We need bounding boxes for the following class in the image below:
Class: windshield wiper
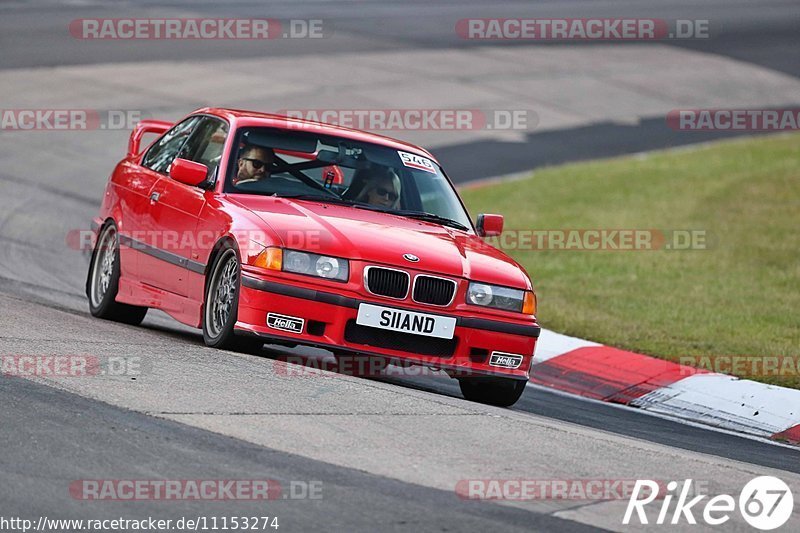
[276,194,385,211]
[393,211,470,231]
[276,196,470,230]
[276,194,353,204]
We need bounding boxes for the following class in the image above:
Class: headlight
[467,282,534,314]
[283,249,349,282]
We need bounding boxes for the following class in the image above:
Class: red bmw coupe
[87,108,540,406]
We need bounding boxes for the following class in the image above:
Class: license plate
[356,303,456,340]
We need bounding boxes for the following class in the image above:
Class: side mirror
[127,120,173,157]
[476,214,504,237]
[169,158,208,187]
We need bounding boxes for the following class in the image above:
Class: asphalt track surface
[2,0,798,76]
[1,1,800,531]
[2,0,799,181]
[1,376,597,532]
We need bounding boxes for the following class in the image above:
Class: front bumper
[236,273,540,380]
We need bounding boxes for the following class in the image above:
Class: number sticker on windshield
[398,151,437,174]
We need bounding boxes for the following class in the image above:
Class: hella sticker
[489,352,523,369]
[267,313,304,334]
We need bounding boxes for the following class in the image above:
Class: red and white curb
[531,329,800,445]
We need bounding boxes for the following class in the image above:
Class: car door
[139,116,229,298]
[129,116,200,292]
[121,116,198,281]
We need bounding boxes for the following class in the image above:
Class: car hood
[229,195,531,289]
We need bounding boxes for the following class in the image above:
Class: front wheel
[458,377,527,407]
[202,246,263,353]
[86,223,148,325]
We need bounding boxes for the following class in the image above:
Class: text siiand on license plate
[356,303,456,339]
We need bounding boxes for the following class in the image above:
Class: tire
[458,376,527,407]
[202,245,263,353]
[86,222,148,325]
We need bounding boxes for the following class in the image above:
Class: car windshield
[225,127,474,232]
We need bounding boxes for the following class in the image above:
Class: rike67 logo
[624,476,794,530]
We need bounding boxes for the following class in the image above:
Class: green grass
[460,133,800,388]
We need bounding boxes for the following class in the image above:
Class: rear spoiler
[127,120,173,157]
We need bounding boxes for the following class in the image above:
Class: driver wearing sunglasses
[233,144,275,186]
[355,167,402,209]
